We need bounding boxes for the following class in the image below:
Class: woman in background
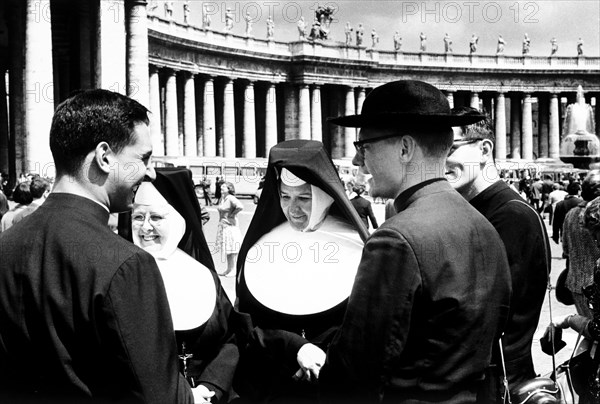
[216,182,244,277]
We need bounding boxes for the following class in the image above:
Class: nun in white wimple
[235,140,369,403]
[127,170,242,404]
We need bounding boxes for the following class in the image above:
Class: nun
[119,168,243,404]
[235,140,369,403]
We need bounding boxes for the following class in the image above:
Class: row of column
[149,67,370,158]
[446,90,598,160]
[149,68,597,161]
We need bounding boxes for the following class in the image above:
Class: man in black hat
[319,80,511,403]
[446,107,550,398]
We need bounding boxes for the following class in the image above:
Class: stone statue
[443,33,452,53]
[202,4,211,29]
[183,1,190,24]
[550,37,558,55]
[577,37,584,56]
[297,17,306,40]
[308,5,335,40]
[522,33,531,55]
[356,23,364,47]
[344,22,353,46]
[496,35,506,54]
[147,0,159,16]
[309,18,321,41]
[164,1,173,19]
[419,32,427,52]
[244,12,253,36]
[469,33,478,54]
[266,15,274,40]
[371,29,379,48]
[393,31,402,51]
[224,8,234,32]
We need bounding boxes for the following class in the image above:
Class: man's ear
[398,136,416,163]
[94,142,114,175]
[481,139,495,163]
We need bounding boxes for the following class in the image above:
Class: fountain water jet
[559,85,598,169]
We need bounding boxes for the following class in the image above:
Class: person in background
[446,107,550,398]
[236,139,368,403]
[0,188,8,221]
[216,182,243,277]
[552,181,582,244]
[12,175,50,225]
[553,195,600,404]
[0,89,197,403]
[201,176,213,206]
[349,184,378,230]
[0,182,32,232]
[562,170,600,319]
[547,182,568,225]
[320,80,511,403]
[214,176,225,204]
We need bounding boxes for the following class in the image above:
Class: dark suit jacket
[321,179,511,403]
[350,195,379,229]
[0,193,193,403]
[552,195,583,243]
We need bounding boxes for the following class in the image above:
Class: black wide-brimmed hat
[329,80,485,128]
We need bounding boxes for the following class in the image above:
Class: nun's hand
[293,343,326,382]
[192,385,215,403]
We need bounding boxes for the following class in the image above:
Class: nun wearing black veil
[235,140,369,403]
[118,168,242,404]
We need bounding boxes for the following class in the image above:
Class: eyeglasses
[353,133,401,154]
[448,138,484,157]
[132,212,168,226]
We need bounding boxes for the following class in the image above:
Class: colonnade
[149,66,599,161]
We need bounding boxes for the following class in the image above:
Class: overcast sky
[170,0,600,57]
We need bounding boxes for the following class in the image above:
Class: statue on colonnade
[443,33,452,53]
[550,37,558,55]
[419,32,427,51]
[224,8,234,32]
[469,33,478,54]
[344,22,353,46]
[522,33,531,55]
[356,23,364,46]
[308,4,336,40]
[297,17,306,40]
[244,12,253,36]
[202,4,211,28]
[266,16,275,40]
[371,29,379,48]
[183,1,190,24]
[164,1,173,19]
[496,35,505,54]
[393,31,402,51]
[577,38,584,56]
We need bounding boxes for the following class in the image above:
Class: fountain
[559,85,599,169]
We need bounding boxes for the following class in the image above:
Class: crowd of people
[1,82,599,404]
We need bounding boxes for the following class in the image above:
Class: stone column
[202,77,216,157]
[164,69,179,156]
[311,85,322,142]
[183,72,197,157]
[344,86,356,157]
[445,91,454,109]
[470,92,480,110]
[494,93,507,160]
[538,94,549,158]
[549,94,560,159]
[595,94,600,139]
[223,79,236,157]
[243,81,256,158]
[283,84,298,141]
[298,84,311,140]
[0,66,9,173]
[96,0,126,92]
[264,83,278,155]
[521,94,533,160]
[148,65,163,155]
[357,88,366,113]
[510,93,522,158]
[25,0,54,174]
[126,0,150,107]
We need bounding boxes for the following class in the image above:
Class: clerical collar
[394,178,446,213]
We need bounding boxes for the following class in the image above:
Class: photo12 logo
[400,1,540,24]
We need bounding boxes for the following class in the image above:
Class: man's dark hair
[452,107,495,143]
[30,177,50,199]
[566,182,581,196]
[581,170,600,202]
[49,89,150,176]
[12,182,33,205]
